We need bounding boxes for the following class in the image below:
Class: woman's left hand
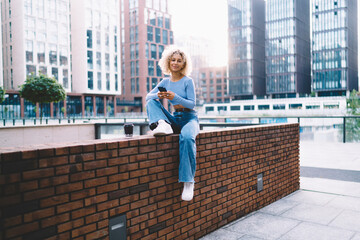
[163,91,175,100]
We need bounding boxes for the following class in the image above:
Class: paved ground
[200,141,360,240]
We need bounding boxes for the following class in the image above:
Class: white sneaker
[181,182,194,201]
[152,120,173,136]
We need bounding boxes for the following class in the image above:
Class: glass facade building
[227,0,266,99]
[120,0,173,111]
[312,0,358,96]
[265,0,311,97]
[1,0,71,92]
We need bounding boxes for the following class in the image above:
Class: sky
[168,0,360,82]
[168,0,228,66]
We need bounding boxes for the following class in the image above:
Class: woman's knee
[146,99,160,109]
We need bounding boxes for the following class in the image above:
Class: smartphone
[158,86,167,92]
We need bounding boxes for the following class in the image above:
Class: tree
[344,90,360,142]
[0,86,5,103]
[19,73,66,119]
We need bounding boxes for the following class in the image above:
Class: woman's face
[169,53,185,73]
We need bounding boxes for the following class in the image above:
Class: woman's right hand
[158,91,167,99]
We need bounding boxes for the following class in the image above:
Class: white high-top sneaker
[181,182,194,201]
[152,120,173,136]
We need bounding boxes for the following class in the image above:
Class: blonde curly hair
[158,45,192,76]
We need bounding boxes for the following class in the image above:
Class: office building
[265,0,311,98]
[175,34,211,105]
[70,0,121,117]
[1,0,71,92]
[312,0,358,96]
[0,0,122,118]
[120,0,173,112]
[199,66,229,104]
[227,0,266,99]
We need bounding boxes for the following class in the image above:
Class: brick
[97,183,118,194]
[1,151,21,162]
[97,199,119,212]
[2,159,38,174]
[108,156,129,166]
[5,222,39,238]
[82,144,95,152]
[41,213,70,228]
[39,156,68,168]
[84,176,107,188]
[24,187,55,201]
[56,163,82,175]
[58,218,84,233]
[38,148,54,158]
[2,215,22,228]
[71,205,96,219]
[71,188,96,201]
[84,160,107,170]
[130,169,148,178]
[22,168,54,180]
[56,182,83,194]
[96,150,117,160]
[86,228,108,240]
[55,147,69,156]
[85,211,108,224]
[96,166,118,177]
[57,200,83,214]
[39,175,68,188]
[40,194,69,208]
[21,150,38,160]
[119,147,138,156]
[84,193,108,206]
[71,171,96,182]
[24,207,55,222]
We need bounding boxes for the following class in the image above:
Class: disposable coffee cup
[124,123,134,137]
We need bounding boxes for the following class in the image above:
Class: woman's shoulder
[159,77,170,84]
[182,76,193,82]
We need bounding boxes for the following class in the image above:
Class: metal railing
[1,115,360,143]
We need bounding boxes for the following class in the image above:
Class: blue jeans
[146,99,200,183]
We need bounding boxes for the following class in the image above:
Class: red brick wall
[0,123,299,240]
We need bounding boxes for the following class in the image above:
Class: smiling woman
[168,0,228,67]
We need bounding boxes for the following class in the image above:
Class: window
[205,106,214,112]
[87,30,92,48]
[147,26,153,41]
[96,52,101,70]
[60,47,68,66]
[151,44,156,59]
[273,104,285,110]
[26,65,36,76]
[115,74,118,91]
[217,106,227,111]
[258,105,270,110]
[148,60,154,76]
[289,103,302,109]
[39,66,47,75]
[49,44,57,65]
[106,73,110,90]
[105,53,110,71]
[155,28,161,43]
[25,40,33,63]
[87,51,93,69]
[230,106,241,111]
[88,71,93,90]
[162,29,168,44]
[52,67,58,80]
[244,105,255,110]
[97,72,102,90]
[306,105,320,109]
[145,43,149,59]
[63,69,68,88]
[158,45,164,58]
[156,61,162,76]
